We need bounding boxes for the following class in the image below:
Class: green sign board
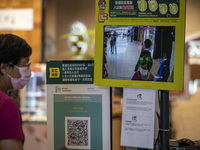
[46,61,94,84]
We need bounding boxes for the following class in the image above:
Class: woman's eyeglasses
[9,62,31,69]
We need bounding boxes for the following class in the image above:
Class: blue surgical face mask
[102,6,105,10]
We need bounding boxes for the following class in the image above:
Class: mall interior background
[1,0,200,150]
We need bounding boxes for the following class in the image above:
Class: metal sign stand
[160,90,170,150]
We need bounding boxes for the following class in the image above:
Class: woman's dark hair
[0,34,32,66]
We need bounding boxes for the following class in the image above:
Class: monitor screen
[102,25,175,82]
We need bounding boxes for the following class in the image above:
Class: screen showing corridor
[102,25,175,83]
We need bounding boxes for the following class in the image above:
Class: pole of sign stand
[160,90,170,150]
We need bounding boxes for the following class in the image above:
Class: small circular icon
[169,3,178,15]
[166,14,171,17]
[149,0,158,12]
[138,0,147,12]
[159,3,168,15]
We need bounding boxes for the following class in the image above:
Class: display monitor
[94,24,184,91]
[103,25,175,80]
[94,0,186,91]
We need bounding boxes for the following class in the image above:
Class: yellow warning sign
[159,3,168,15]
[149,0,158,12]
[49,68,60,78]
[138,0,147,12]
[170,3,178,15]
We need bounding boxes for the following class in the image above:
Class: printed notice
[121,88,156,149]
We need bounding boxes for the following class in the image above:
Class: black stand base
[160,90,170,150]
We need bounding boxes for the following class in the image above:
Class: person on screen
[113,34,117,53]
[132,55,154,81]
[103,47,108,78]
[156,52,171,82]
[135,39,152,72]
[110,35,114,54]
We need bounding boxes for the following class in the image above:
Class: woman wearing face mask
[0,34,32,150]
[131,55,154,81]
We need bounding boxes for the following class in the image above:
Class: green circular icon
[170,3,178,15]
[138,0,147,12]
[149,0,158,12]
[159,3,168,15]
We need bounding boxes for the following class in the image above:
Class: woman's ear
[0,63,7,75]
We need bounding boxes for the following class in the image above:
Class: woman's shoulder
[0,91,17,109]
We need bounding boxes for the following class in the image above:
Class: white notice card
[121,88,156,149]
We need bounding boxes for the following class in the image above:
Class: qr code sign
[65,117,91,149]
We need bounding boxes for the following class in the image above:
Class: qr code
[65,117,91,149]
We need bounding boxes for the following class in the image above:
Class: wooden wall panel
[0,0,42,63]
